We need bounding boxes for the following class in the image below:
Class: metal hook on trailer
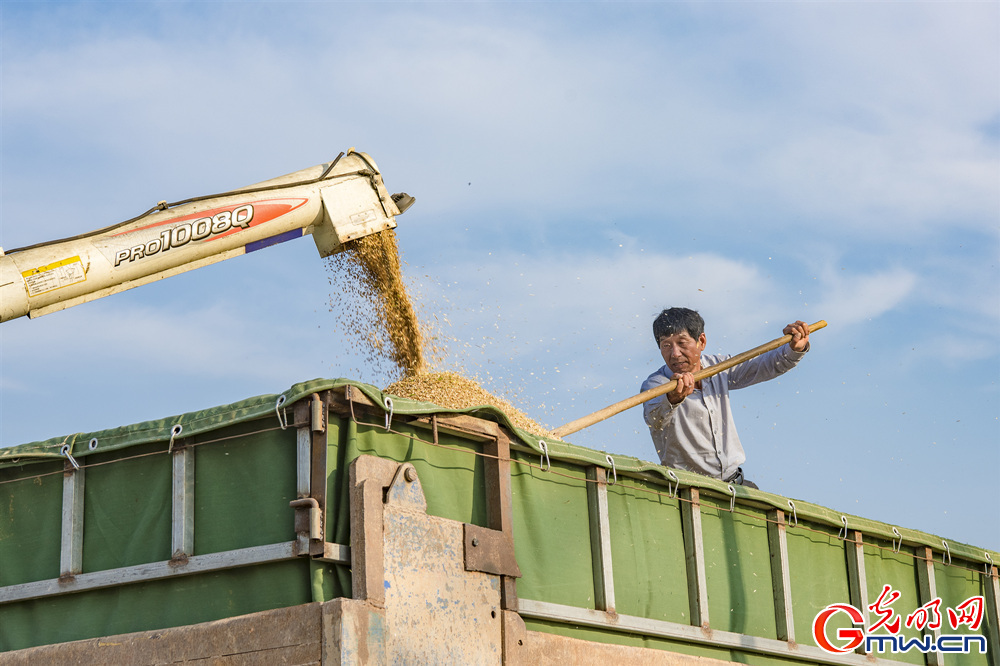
[605,455,617,486]
[837,515,848,541]
[892,527,902,554]
[986,553,995,577]
[383,396,394,431]
[786,500,798,528]
[275,395,288,430]
[667,470,679,499]
[941,540,951,566]
[727,484,736,512]
[168,424,183,454]
[539,441,550,473]
[60,442,80,470]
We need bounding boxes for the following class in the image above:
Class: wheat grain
[385,371,553,437]
[328,230,551,437]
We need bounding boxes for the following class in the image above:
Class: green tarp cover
[1,378,996,657]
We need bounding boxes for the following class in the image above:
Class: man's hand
[784,320,810,352]
[668,372,697,404]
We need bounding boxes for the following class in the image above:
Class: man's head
[653,307,707,374]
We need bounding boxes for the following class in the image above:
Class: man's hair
[652,307,704,343]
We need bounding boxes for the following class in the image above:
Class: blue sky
[1,2,997,552]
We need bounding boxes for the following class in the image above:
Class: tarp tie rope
[383,397,394,431]
[605,455,617,486]
[892,527,903,554]
[168,424,183,454]
[539,441,550,472]
[942,540,951,566]
[275,395,288,430]
[787,500,798,528]
[838,515,849,540]
[728,484,736,512]
[667,470,679,499]
[346,387,357,423]
[59,441,80,470]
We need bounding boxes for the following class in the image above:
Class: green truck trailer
[1,378,996,664]
[1,151,995,663]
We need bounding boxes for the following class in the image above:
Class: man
[642,307,810,489]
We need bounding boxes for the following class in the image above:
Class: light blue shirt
[642,345,807,480]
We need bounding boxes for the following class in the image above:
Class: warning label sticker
[22,256,86,297]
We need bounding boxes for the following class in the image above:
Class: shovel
[551,320,827,438]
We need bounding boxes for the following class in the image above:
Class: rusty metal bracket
[335,384,379,414]
[464,523,520,578]
[293,393,329,557]
[289,498,322,541]
[349,455,398,608]
[396,411,523,607]
[336,391,524,609]
[464,430,521,610]
[384,463,427,512]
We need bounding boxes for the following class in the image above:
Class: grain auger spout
[0,149,414,322]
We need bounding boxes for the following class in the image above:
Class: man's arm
[726,321,810,390]
[642,371,681,430]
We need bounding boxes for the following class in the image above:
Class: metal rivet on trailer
[275,395,287,430]
[383,397,394,431]
[60,442,80,470]
[168,424,183,454]
[727,484,736,512]
[404,467,417,483]
[472,537,479,547]
[787,500,798,528]
[837,515,848,540]
[605,455,617,486]
[89,438,98,451]
[941,540,951,566]
[892,527,903,554]
[539,441,550,473]
[667,470,679,499]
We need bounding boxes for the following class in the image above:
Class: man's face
[658,330,707,374]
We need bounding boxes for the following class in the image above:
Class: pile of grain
[385,371,553,438]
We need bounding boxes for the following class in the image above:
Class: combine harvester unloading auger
[0,149,414,322]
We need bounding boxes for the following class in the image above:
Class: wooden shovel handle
[551,320,827,439]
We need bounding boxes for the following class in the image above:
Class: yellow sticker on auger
[22,256,86,297]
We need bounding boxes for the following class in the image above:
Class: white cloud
[3,3,996,248]
[812,266,917,329]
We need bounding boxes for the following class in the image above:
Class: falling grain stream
[329,230,551,437]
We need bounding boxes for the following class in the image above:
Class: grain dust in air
[326,230,552,437]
